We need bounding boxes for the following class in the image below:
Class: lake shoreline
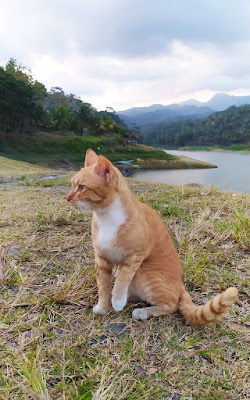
[115,155,217,177]
[134,149,250,193]
[159,145,250,153]
[133,155,217,169]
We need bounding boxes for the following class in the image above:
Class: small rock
[107,322,130,335]
[55,328,64,336]
[8,287,19,296]
[185,183,202,188]
[89,338,98,345]
[40,174,65,180]
[164,394,181,400]
[23,330,32,339]
[8,246,21,256]
[89,335,107,346]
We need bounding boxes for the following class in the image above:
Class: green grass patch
[0,132,174,170]
[0,161,249,399]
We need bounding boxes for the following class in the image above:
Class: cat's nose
[66,192,73,202]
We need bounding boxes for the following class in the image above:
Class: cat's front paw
[93,303,109,315]
[112,295,127,311]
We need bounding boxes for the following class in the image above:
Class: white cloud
[1,1,250,110]
[25,40,250,110]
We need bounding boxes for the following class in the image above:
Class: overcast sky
[1,0,250,110]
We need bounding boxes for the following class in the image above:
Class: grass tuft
[0,160,249,399]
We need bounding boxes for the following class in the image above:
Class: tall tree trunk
[16,118,23,134]
[26,118,30,132]
[3,114,7,133]
[23,117,30,132]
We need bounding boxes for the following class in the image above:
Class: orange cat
[66,149,238,325]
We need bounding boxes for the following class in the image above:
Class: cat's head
[66,149,120,211]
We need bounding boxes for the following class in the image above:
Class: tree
[1,58,47,133]
[0,58,132,138]
[47,106,71,131]
[99,118,115,134]
[73,103,98,135]
[105,106,115,113]
[0,67,25,132]
[44,87,83,113]
[5,58,33,85]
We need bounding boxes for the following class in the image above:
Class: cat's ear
[85,149,98,167]
[94,155,117,184]
[94,155,111,177]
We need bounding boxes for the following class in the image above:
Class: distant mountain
[117,93,250,130]
[143,105,250,147]
[182,93,250,111]
[119,104,166,116]
[180,99,204,107]
[118,104,214,129]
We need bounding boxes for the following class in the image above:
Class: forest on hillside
[143,105,250,146]
[0,59,130,138]
[2,58,250,148]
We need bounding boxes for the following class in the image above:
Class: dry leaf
[134,366,145,375]
[147,367,158,375]
[227,322,249,333]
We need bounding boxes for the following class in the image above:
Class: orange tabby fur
[66,149,238,325]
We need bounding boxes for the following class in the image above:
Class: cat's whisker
[76,204,91,212]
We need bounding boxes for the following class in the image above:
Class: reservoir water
[133,150,250,193]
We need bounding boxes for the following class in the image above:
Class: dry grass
[0,156,53,179]
[0,162,249,399]
[135,156,216,169]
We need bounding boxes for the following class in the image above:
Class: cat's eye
[78,184,85,191]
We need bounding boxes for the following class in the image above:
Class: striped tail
[179,287,238,326]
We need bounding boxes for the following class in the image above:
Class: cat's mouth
[71,201,92,212]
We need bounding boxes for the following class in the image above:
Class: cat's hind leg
[132,305,175,320]
[129,259,181,320]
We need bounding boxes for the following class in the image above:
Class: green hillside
[143,105,250,147]
[0,132,177,170]
[0,59,132,139]
[0,58,216,170]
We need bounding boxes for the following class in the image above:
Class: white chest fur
[93,196,127,263]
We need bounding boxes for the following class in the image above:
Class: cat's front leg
[93,254,112,315]
[112,254,144,312]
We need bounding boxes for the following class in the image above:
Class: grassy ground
[0,156,53,179]
[0,133,216,170]
[0,133,174,168]
[0,159,249,399]
[136,156,217,169]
